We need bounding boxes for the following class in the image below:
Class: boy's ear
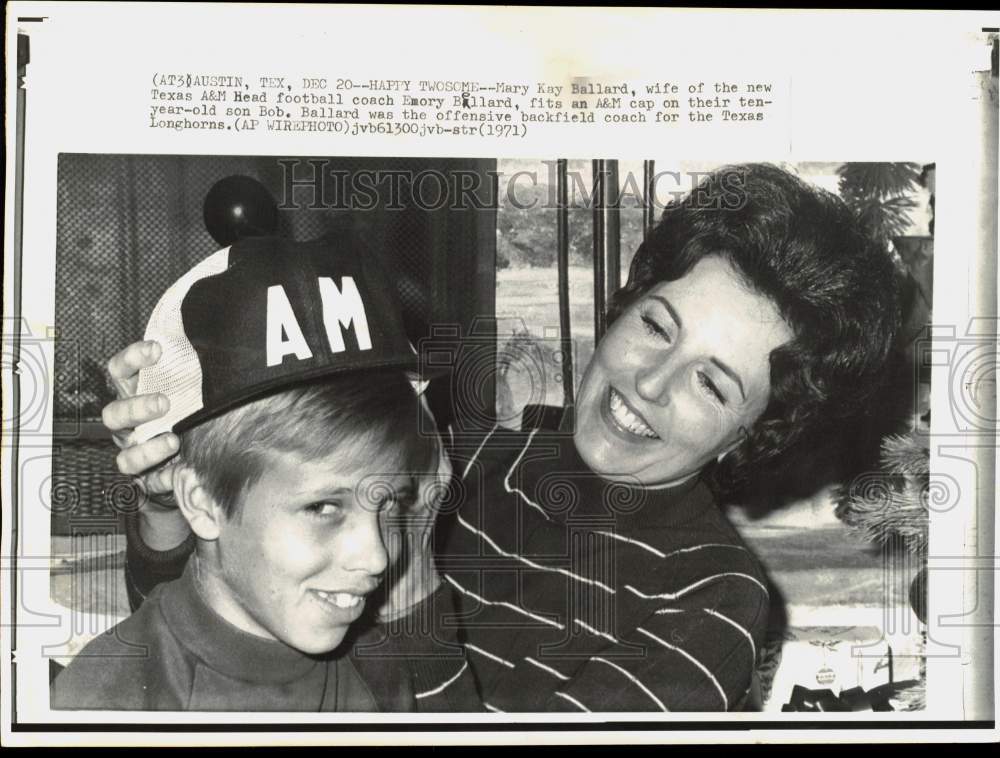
[173,467,225,541]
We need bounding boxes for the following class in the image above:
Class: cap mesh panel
[134,247,230,442]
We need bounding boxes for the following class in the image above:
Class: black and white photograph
[3,3,996,747]
[45,154,935,716]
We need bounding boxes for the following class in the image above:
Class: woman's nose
[635,359,677,406]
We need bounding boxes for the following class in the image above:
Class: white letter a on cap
[266,285,314,366]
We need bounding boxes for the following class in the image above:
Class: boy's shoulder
[51,581,191,711]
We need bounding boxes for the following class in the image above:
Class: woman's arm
[484,574,768,712]
[105,339,188,549]
[545,580,767,712]
[122,507,194,611]
[104,340,193,609]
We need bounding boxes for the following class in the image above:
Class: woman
[102,164,900,711]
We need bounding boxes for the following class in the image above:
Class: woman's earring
[717,427,748,464]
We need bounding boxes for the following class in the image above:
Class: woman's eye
[641,314,672,343]
[696,372,726,406]
[305,501,342,518]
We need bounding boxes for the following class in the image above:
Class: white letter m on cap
[318,276,372,353]
[265,277,372,367]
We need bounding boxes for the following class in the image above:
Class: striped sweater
[437,417,769,712]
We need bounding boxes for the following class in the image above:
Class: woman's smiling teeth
[608,388,659,439]
[313,590,363,609]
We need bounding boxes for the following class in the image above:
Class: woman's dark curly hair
[607,164,901,496]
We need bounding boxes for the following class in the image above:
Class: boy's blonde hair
[180,370,437,518]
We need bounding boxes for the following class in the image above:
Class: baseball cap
[134,234,428,442]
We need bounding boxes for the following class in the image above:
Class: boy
[52,235,474,711]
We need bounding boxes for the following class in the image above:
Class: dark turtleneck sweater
[52,559,381,711]
[52,558,474,711]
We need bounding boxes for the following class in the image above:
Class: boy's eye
[696,371,727,406]
[305,501,342,517]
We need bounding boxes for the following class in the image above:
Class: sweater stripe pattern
[436,420,769,712]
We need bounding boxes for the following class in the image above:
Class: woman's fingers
[140,463,179,500]
[106,340,162,396]
[115,434,180,477]
[102,394,170,435]
[105,341,177,504]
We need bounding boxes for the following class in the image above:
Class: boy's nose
[343,513,389,578]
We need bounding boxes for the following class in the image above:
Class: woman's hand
[104,340,179,493]
[104,340,189,550]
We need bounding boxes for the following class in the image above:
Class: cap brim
[174,357,448,435]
